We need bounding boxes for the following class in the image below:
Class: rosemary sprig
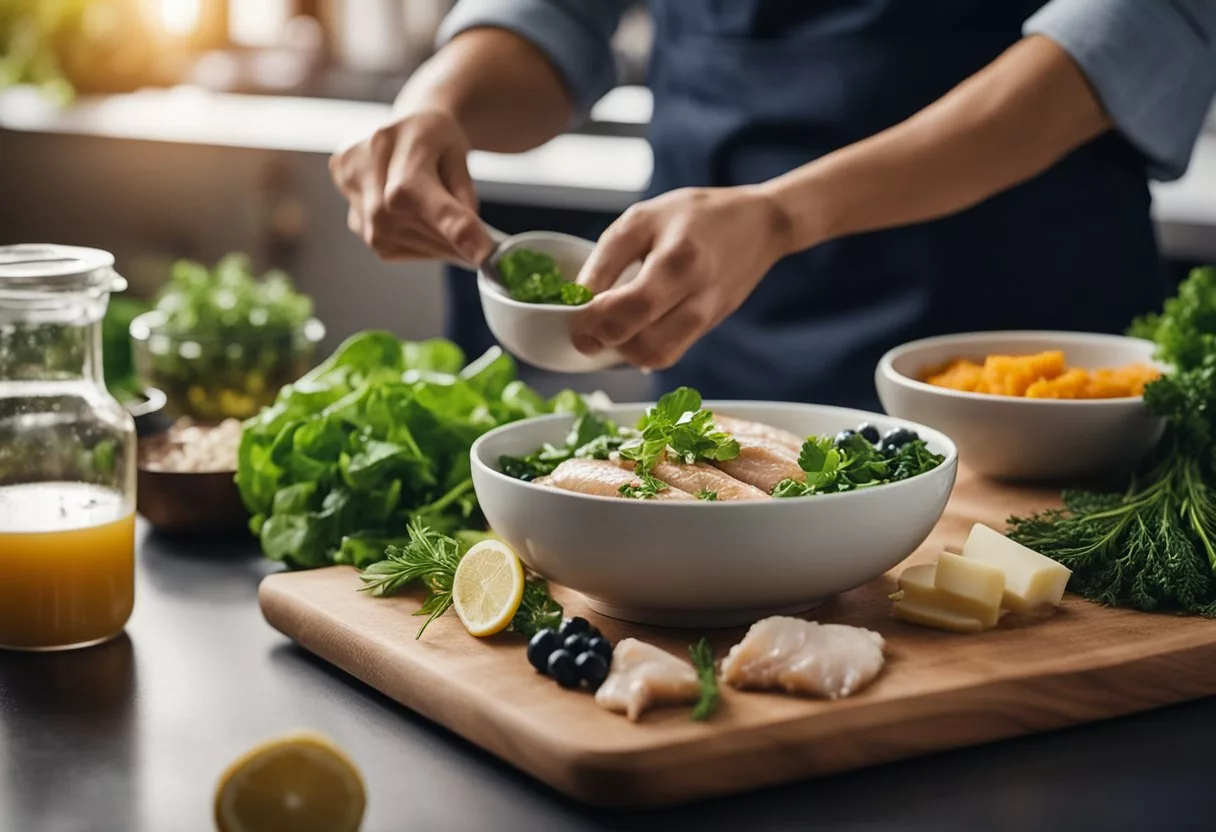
[689,638,720,721]
[358,518,563,638]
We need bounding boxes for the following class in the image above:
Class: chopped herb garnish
[619,471,668,500]
[773,434,944,498]
[497,248,593,306]
[695,489,718,501]
[689,638,719,721]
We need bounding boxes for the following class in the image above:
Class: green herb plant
[358,518,563,638]
[689,638,720,721]
[497,249,593,306]
[1008,266,1216,615]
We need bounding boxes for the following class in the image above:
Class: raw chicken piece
[711,436,805,493]
[541,458,694,500]
[712,414,805,454]
[720,617,886,700]
[595,638,702,721]
[607,456,768,501]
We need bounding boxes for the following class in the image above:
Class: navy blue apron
[451,0,1167,408]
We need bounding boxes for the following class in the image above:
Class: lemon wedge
[452,539,526,637]
[214,730,366,832]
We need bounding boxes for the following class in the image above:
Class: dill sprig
[689,638,720,721]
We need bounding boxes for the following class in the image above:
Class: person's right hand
[329,109,495,266]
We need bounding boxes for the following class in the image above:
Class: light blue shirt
[438,0,1216,181]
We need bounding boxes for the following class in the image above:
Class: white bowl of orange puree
[876,331,1167,481]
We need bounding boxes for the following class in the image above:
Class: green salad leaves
[1008,265,1216,615]
[236,330,581,569]
[497,248,593,306]
[772,433,944,498]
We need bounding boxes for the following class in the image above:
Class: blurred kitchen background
[1,0,1214,402]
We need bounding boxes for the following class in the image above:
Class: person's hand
[570,186,791,370]
[329,109,494,266]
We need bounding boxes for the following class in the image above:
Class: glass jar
[0,245,137,651]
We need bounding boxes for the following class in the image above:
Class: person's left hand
[570,185,792,370]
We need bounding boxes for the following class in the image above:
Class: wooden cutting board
[258,467,1216,808]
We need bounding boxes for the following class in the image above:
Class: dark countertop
[2,522,1214,832]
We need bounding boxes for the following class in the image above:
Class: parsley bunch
[618,387,741,474]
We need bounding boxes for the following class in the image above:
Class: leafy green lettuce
[236,331,582,569]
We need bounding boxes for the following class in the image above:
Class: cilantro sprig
[618,387,740,475]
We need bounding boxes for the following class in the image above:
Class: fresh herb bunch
[237,330,585,569]
[498,411,627,481]
[689,638,720,721]
[1008,265,1216,615]
[618,387,741,474]
[772,434,944,498]
[497,249,594,306]
[358,519,563,638]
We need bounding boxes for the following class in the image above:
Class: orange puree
[924,350,1160,399]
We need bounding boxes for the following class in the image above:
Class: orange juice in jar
[0,483,135,649]
[0,245,138,650]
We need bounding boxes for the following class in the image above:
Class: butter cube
[933,552,1005,627]
[962,523,1072,614]
[894,562,1002,629]
[891,597,987,634]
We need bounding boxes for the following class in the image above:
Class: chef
[331,0,1216,407]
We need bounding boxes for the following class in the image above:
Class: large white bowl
[478,231,640,373]
[876,331,1166,481]
[471,402,957,628]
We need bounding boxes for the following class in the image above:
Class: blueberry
[880,427,919,452]
[586,625,603,642]
[563,633,590,654]
[558,617,591,639]
[547,649,579,688]
[857,423,881,444]
[587,636,613,662]
[526,629,560,674]
[575,652,609,690]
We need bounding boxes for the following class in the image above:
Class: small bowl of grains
[137,418,250,534]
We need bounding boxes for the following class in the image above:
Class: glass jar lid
[0,244,125,295]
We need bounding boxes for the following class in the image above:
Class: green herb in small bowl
[496,248,593,306]
[130,254,324,422]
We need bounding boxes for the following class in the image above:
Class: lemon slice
[214,731,366,832]
[452,539,526,637]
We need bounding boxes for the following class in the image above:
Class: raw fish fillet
[711,436,805,493]
[540,458,693,500]
[608,456,768,501]
[712,414,805,454]
[720,617,886,700]
[595,638,701,721]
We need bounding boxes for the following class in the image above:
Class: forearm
[764,35,1112,253]
[395,28,572,153]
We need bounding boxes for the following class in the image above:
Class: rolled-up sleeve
[1025,0,1216,181]
[437,0,633,114]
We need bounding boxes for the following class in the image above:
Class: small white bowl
[471,401,957,628]
[477,231,640,373]
[876,331,1166,482]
